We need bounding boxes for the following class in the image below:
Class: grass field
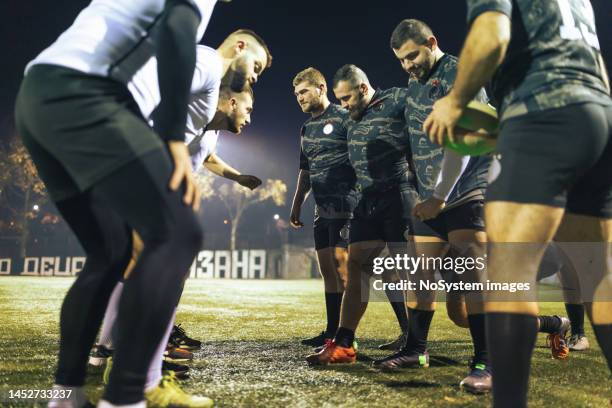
[0,277,609,408]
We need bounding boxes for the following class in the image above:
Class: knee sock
[486,313,538,408]
[403,308,434,354]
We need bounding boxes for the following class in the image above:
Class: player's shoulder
[328,104,350,118]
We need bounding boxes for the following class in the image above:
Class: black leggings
[54,148,203,404]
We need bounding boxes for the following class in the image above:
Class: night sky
[2,1,611,247]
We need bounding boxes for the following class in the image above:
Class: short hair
[227,29,273,68]
[390,19,434,49]
[219,84,254,103]
[332,64,370,89]
[292,67,326,88]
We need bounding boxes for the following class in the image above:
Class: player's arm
[597,53,610,94]
[290,169,311,228]
[155,0,202,209]
[448,11,510,108]
[203,153,262,190]
[412,151,470,221]
[424,9,511,145]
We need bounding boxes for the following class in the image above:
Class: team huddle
[13,0,611,407]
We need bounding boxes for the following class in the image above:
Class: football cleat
[545,316,570,360]
[145,371,213,408]
[162,360,190,379]
[306,340,356,365]
[378,332,408,351]
[164,345,193,363]
[459,362,492,394]
[301,331,332,348]
[568,334,589,351]
[170,324,202,351]
[373,349,429,370]
[88,344,113,367]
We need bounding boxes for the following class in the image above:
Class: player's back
[486,0,610,119]
[28,0,216,84]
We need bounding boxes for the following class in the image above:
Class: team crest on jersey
[429,83,443,100]
[323,123,334,135]
[375,103,384,112]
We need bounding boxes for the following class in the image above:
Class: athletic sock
[403,308,434,354]
[592,323,612,372]
[486,313,537,408]
[97,400,146,408]
[48,385,87,408]
[391,301,409,333]
[145,308,177,391]
[324,292,343,335]
[98,281,124,349]
[467,313,488,367]
[334,327,355,348]
[537,315,562,334]
[564,303,585,336]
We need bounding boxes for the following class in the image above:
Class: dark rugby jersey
[300,104,358,218]
[346,88,416,194]
[405,54,490,208]
[466,0,611,121]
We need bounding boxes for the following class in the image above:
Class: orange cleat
[546,316,570,360]
[306,340,356,365]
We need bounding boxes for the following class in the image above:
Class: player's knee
[447,306,469,328]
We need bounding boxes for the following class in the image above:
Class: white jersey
[26,0,220,117]
[187,130,219,171]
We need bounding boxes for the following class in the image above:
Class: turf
[0,277,609,407]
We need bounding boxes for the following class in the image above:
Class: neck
[363,87,375,106]
[433,48,445,64]
[217,46,235,79]
[207,110,227,131]
[310,98,330,118]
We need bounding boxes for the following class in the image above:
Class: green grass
[0,277,609,407]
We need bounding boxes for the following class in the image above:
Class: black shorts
[313,217,349,250]
[15,65,162,202]
[487,103,612,218]
[412,199,485,240]
[349,187,419,244]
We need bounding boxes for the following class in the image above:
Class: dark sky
[1,0,611,245]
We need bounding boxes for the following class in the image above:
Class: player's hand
[289,205,304,228]
[167,141,201,212]
[412,197,445,221]
[237,174,262,190]
[423,94,464,145]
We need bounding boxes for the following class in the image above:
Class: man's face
[393,38,436,81]
[227,92,253,134]
[293,82,324,113]
[224,44,268,92]
[334,80,368,120]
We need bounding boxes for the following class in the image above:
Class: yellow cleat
[145,371,214,408]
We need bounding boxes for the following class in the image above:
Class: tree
[200,175,287,252]
[0,137,49,256]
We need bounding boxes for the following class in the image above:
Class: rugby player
[290,67,355,347]
[306,65,419,365]
[372,19,493,394]
[424,1,611,407]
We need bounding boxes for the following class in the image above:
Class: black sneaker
[162,360,190,379]
[373,349,429,370]
[378,332,408,350]
[170,324,201,351]
[301,331,332,347]
[88,344,113,367]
